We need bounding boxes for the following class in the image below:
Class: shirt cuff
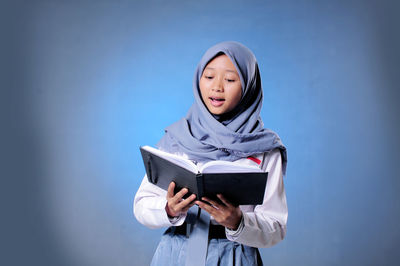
[225,214,245,237]
[168,213,186,225]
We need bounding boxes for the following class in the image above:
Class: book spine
[147,154,158,184]
[195,173,204,199]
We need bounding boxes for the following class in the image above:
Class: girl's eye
[205,76,213,79]
[226,79,236,82]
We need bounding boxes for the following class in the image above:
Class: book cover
[140,146,268,205]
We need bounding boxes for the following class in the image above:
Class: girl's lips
[209,97,225,107]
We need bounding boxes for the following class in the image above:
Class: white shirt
[133,148,288,248]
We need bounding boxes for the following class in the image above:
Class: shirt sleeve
[133,175,187,229]
[225,148,288,248]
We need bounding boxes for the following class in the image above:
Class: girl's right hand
[166,181,197,218]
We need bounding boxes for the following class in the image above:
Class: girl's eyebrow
[204,67,238,73]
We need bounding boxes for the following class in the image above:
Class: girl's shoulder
[231,148,279,169]
[239,148,282,171]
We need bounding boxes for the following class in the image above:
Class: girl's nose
[211,77,223,92]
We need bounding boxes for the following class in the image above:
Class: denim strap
[185,205,210,266]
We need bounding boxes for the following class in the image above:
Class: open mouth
[210,97,225,102]
[209,97,225,107]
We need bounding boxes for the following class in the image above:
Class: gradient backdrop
[2,1,400,265]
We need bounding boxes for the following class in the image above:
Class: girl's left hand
[195,194,242,230]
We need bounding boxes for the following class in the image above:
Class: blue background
[2,0,400,265]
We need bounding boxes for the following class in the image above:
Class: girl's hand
[166,182,197,218]
[196,194,242,230]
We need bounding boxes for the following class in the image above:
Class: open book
[140,146,268,205]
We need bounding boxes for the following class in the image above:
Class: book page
[141,146,198,173]
[200,160,262,173]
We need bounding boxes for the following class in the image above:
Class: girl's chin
[208,107,226,115]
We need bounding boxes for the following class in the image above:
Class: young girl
[134,41,287,266]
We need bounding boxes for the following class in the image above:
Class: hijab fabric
[157,41,287,174]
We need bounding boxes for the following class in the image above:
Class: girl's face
[199,54,242,115]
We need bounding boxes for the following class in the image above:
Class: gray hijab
[157,41,287,174]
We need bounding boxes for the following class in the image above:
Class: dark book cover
[140,146,268,205]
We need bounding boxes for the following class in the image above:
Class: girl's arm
[225,148,288,248]
[133,175,188,229]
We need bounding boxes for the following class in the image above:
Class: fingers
[196,196,242,229]
[168,184,189,204]
[166,182,196,216]
[176,194,196,210]
[174,187,189,201]
[201,197,223,210]
[216,194,233,208]
[181,197,197,212]
[167,182,175,199]
[196,200,217,216]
